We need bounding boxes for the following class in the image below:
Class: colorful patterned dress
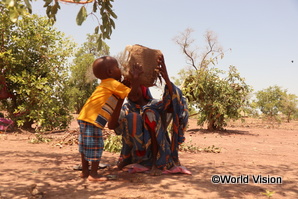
[115,83,188,170]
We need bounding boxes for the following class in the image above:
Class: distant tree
[1,0,116,49]
[174,29,251,130]
[254,86,285,120]
[280,93,298,122]
[244,99,260,118]
[66,34,109,113]
[0,9,75,130]
[294,110,298,121]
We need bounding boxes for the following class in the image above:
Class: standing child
[77,56,142,181]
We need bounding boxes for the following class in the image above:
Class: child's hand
[129,62,143,80]
[121,78,131,87]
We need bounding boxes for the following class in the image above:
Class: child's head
[93,56,121,81]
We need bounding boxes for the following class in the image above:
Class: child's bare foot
[88,174,108,181]
[79,172,89,178]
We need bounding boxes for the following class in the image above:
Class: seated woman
[114,56,189,175]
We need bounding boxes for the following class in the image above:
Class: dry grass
[227,117,298,130]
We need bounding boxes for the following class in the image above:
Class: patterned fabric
[78,78,131,128]
[78,120,104,162]
[0,118,14,131]
[159,83,189,164]
[115,83,188,170]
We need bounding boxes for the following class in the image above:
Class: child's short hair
[93,56,117,80]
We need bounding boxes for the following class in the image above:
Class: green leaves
[1,13,75,131]
[255,86,298,122]
[4,0,28,23]
[24,0,32,13]
[75,1,117,49]
[96,0,117,50]
[4,0,117,51]
[9,7,19,22]
[182,67,252,130]
[104,134,122,153]
[97,34,103,50]
[2,0,33,23]
[43,0,53,7]
[76,6,87,26]
[5,0,15,7]
[44,1,60,24]
[94,26,99,34]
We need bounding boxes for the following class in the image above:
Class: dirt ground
[0,117,297,199]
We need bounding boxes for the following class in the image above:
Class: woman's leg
[143,109,174,174]
[118,112,145,169]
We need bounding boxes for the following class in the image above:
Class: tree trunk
[22,120,34,130]
[207,120,216,131]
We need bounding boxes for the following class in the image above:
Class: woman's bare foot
[117,160,130,170]
[88,174,108,181]
[149,165,162,176]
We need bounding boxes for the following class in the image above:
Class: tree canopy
[1,0,116,49]
[1,7,75,130]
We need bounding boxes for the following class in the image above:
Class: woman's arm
[157,55,173,96]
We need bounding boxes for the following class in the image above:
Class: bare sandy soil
[0,118,297,199]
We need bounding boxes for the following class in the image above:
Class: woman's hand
[157,55,170,84]
[157,55,173,95]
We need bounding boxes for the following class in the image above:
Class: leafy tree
[254,86,298,122]
[67,33,109,113]
[280,93,298,122]
[1,0,117,49]
[254,86,286,120]
[174,29,251,130]
[0,9,75,131]
[183,67,251,130]
[294,110,298,120]
[243,99,260,118]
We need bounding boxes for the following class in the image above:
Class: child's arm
[108,98,124,130]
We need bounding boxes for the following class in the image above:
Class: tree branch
[182,37,198,70]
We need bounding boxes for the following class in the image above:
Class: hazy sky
[32,0,298,98]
